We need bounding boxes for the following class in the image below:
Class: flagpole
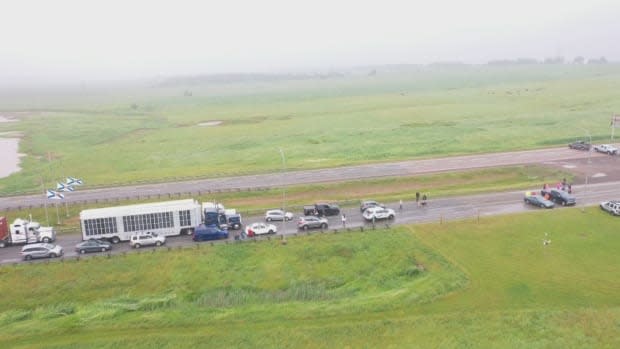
[41,177,49,225]
[55,203,60,225]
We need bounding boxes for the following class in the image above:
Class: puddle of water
[0,138,23,178]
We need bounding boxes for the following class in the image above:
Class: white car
[245,222,278,237]
[129,232,166,248]
[594,144,618,155]
[362,206,396,221]
[265,209,294,222]
[600,201,620,216]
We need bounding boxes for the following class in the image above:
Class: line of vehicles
[8,187,617,261]
[568,140,619,155]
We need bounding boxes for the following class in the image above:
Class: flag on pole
[56,182,75,192]
[66,177,83,186]
[46,190,65,200]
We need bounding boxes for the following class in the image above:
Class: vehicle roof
[80,199,199,219]
[22,243,55,250]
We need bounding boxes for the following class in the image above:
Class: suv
[600,201,620,216]
[265,209,294,221]
[129,232,166,248]
[362,206,396,221]
[192,224,228,241]
[541,188,576,206]
[568,140,591,151]
[594,144,618,155]
[21,243,63,260]
[303,203,340,217]
[360,200,385,212]
[297,216,328,230]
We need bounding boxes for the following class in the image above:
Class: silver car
[265,209,294,222]
[21,243,64,260]
[129,232,166,248]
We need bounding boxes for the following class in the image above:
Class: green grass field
[1,64,619,194]
[1,208,618,348]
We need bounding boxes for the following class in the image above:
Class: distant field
[0,208,618,348]
[1,64,619,194]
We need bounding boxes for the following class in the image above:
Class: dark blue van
[192,224,228,242]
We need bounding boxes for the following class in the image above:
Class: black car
[568,140,591,151]
[541,189,576,206]
[75,239,112,254]
[303,203,340,217]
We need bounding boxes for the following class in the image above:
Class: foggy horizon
[2,0,620,85]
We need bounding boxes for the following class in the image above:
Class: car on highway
[245,222,277,237]
[593,144,618,155]
[541,188,576,206]
[129,232,166,248]
[362,206,396,221]
[360,200,385,212]
[297,216,328,230]
[192,224,229,242]
[568,140,591,151]
[75,239,112,254]
[523,191,554,208]
[21,243,64,260]
[600,200,620,216]
[265,209,294,222]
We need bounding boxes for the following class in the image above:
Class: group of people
[543,178,572,194]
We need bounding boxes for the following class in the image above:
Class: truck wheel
[0,241,5,248]
[388,215,394,219]
[80,249,86,254]
[49,253,57,258]
[303,225,309,230]
[101,247,106,252]
[266,217,272,222]
[111,236,120,244]
[156,241,162,246]
[321,223,327,229]
[135,243,141,249]
[25,255,32,261]
[268,230,274,234]
[562,201,566,206]
[42,237,51,243]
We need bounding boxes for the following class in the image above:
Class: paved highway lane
[0,147,605,211]
[2,180,618,265]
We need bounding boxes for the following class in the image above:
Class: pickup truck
[593,144,618,155]
[303,203,340,217]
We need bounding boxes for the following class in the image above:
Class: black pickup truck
[303,203,340,217]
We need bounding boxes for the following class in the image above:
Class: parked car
[523,191,554,208]
[75,239,112,254]
[568,140,591,151]
[541,188,576,206]
[245,222,277,237]
[600,201,620,216]
[192,224,229,241]
[21,243,63,260]
[297,216,328,230]
[362,206,396,221]
[265,209,294,222]
[129,232,166,248]
[303,203,340,217]
[360,200,385,212]
[594,144,618,155]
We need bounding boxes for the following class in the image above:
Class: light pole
[580,128,591,212]
[279,148,287,235]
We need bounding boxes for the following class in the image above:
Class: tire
[80,249,86,254]
[42,237,51,243]
[268,230,274,234]
[266,217,272,222]
[0,241,6,248]
[562,201,566,206]
[101,247,106,252]
[539,203,544,208]
[111,236,120,244]
[321,223,327,229]
[49,253,56,258]
[234,224,240,230]
[156,241,162,246]
[303,225,309,231]
[388,215,394,219]
[135,243,141,249]
[25,255,32,261]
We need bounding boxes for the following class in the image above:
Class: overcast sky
[1,0,619,82]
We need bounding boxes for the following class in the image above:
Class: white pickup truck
[593,144,618,155]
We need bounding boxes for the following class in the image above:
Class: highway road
[2,179,618,265]
[0,147,608,211]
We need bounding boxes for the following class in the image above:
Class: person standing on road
[341,213,347,228]
[399,199,403,211]
[421,194,427,206]
[416,192,420,207]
